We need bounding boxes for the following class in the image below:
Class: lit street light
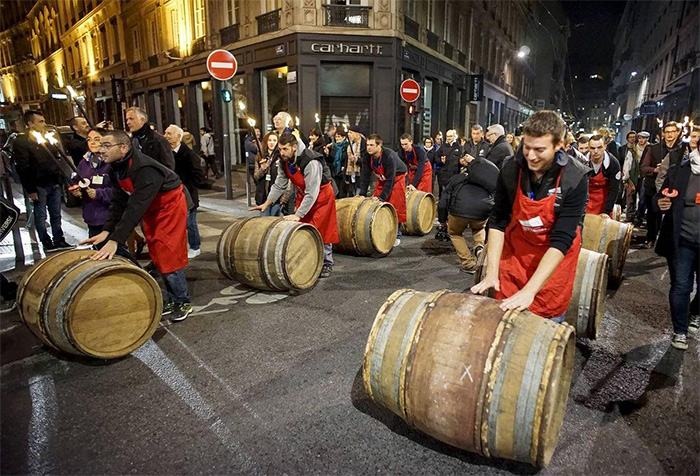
[516,45,531,59]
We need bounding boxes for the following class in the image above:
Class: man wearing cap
[471,111,589,321]
[484,124,513,169]
[634,131,651,225]
[399,133,432,193]
[586,135,621,216]
[621,131,641,222]
[360,134,407,247]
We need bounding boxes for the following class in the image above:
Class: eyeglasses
[98,143,125,150]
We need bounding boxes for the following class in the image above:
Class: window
[170,11,178,49]
[99,25,109,62]
[150,19,159,54]
[405,0,416,18]
[260,66,288,131]
[226,0,239,24]
[131,28,141,62]
[458,13,466,51]
[194,0,205,38]
[264,0,282,13]
[426,0,434,31]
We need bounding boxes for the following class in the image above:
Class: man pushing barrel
[252,132,339,278]
[471,111,589,322]
[81,130,192,322]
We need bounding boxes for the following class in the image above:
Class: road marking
[27,374,57,475]
[133,340,257,472]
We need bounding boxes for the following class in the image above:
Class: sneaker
[188,248,201,259]
[320,264,332,278]
[394,238,401,247]
[671,333,688,350]
[52,239,74,251]
[162,302,175,316]
[688,315,700,334]
[42,241,57,253]
[171,303,193,322]
[474,244,485,259]
[460,266,476,274]
[0,298,16,314]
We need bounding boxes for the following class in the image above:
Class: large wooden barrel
[475,247,609,339]
[582,214,633,287]
[403,190,436,236]
[363,290,575,467]
[335,197,397,256]
[565,249,609,338]
[217,216,323,292]
[17,250,162,359]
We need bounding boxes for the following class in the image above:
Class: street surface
[1,184,698,475]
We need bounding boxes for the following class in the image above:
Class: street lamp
[516,46,531,59]
[630,71,638,78]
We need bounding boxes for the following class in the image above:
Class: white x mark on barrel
[211,62,235,69]
[460,364,473,383]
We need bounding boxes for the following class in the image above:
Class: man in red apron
[399,133,432,193]
[252,132,339,278]
[81,130,192,322]
[359,134,408,247]
[586,135,621,216]
[471,111,590,320]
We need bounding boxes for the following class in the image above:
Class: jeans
[550,314,567,324]
[34,184,64,246]
[666,238,700,335]
[262,203,282,217]
[187,208,201,250]
[643,192,660,242]
[323,244,333,267]
[163,269,190,305]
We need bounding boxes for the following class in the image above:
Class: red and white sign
[400,79,421,103]
[206,49,238,81]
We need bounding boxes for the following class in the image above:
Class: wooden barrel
[475,247,609,339]
[335,197,397,256]
[17,250,162,359]
[565,249,609,339]
[363,290,575,467]
[611,204,622,222]
[217,216,323,292]
[582,213,633,287]
[404,190,436,236]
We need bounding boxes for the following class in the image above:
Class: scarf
[333,139,347,174]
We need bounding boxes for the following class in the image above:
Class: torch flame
[30,130,46,144]
[238,100,246,112]
[314,113,320,123]
[295,116,300,127]
[247,118,256,127]
[45,131,59,146]
[343,123,348,133]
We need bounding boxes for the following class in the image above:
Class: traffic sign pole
[208,50,238,200]
[221,80,232,200]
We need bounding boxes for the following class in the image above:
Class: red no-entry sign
[400,79,421,103]
[206,49,238,81]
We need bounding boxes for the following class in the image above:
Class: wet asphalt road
[1,200,698,475]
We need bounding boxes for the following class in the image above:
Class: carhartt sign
[310,42,385,55]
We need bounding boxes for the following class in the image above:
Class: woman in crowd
[253,131,288,216]
[308,128,326,154]
[327,128,356,198]
[69,127,113,237]
[506,132,520,151]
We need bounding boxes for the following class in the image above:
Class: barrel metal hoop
[363,201,376,255]
[227,217,256,280]
[350,199,363,254]
[409,193,422,233]
[260,218,286,291]
[279,222,305,291]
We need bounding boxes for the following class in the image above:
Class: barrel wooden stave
[404,190,436,236]
[582,214,633,286]
[335,197,397,256]
[363,290,575,467]
[18,250,162,359]
[217,217,323,292]
[565,249,609,338]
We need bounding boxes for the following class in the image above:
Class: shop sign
[468,74,483,102]
[640,101,658,116]
[309,42,386,56]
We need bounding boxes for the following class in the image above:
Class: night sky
[562,0,627,104]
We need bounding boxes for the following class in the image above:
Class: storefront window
[320,63,371,134]
[260,66,288,131]
[174,86,187,127]
[199,80,213,130]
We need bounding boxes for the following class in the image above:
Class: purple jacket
[76,153,113,226]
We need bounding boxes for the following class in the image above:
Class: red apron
[586,167,608,215]
[117,175,188,274]
[371,159,407,223]
[405,147,433,193]
[284,160,340,245]
[496,170,582,318]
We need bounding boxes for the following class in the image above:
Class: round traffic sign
[206,49,238,81]
[400,79,421,103]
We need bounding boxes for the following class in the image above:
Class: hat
[486,124,505,137]
[638,131,650,138]
[348,124,368,137]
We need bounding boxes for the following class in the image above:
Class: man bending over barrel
[251,132,339,278]
[360,134,408,248]
[81,130,192,322]
[471,111,589,322]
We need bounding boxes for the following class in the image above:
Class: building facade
[609,0,699,139]
[1,0,569,163]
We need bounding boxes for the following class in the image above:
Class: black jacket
[64,132,88,167]
[104,147,182,244]
[359,147,407,201]
[641,140,682,195]
[132,123,175,170]
[463,140,490,160]
[12,132,66,193]
[245,134,259,167]
[437,141,462,184]
[490,150,590,255]
[438,157,499,222]
[174,143,206,208]
[485,135,513,169]
[654,157,695,258]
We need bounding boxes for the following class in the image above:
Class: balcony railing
[426,30,439,50]
[148,54,159,69]
[323,4,371,27]
[113,52,121,63]
[220,24,239,45]
[257,9,281,35]
[404,15,419,40]
[191,36,206,55]
[458,51,466,66]
[443,41,454,59]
